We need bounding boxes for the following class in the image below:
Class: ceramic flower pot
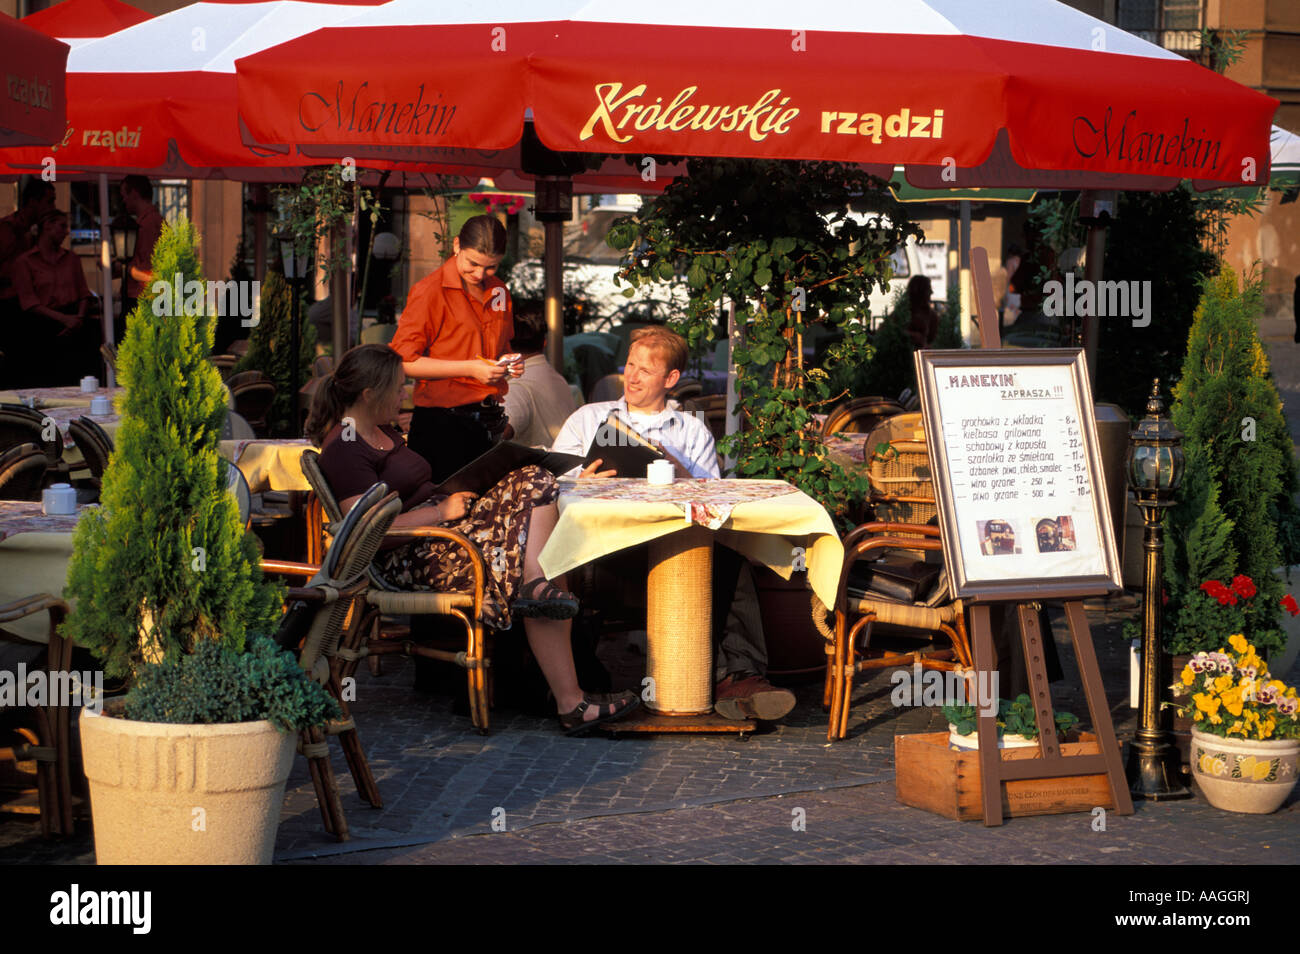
[1190,727,1300,814]
[80,699,297,864]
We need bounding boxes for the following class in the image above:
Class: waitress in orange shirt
[391,215,524,482]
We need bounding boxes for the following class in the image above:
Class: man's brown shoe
[714,673,796,721]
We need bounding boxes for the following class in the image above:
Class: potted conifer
[66,219,338,865]
[1162,266,1300,662]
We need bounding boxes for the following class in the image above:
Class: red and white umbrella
[3,0,670,191]
[0,13,69,148]
[235,0,1278,190]
[19,0,150,44]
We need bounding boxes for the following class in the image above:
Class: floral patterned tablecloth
[823,433,870,465]
[539,477,843,607]
[0,386,123,409]
[0,501,94,543]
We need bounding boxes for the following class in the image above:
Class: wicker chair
[818,412,974,740]
[819,523,973,741]
[260,482,398,840]
[299,450,493,731]
[821,395,904,438]
[0,443,53,501]
[0,595,75,836]
[230,380,276,437]
[67,417,114,492]
[0,405,67,480]
[863,412,935,532]
[683,393,728,442]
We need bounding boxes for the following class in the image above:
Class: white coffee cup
[90,395,111,415]
[647,459,674,485]
[42,483,77,516]
[80,376,98,393]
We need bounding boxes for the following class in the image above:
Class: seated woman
[306,344,638,734]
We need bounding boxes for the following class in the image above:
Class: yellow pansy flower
[1229,633,1248,654]
[1181,667,1196,686]
[1195,693,1221,718]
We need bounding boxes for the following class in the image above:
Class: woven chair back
[68,417,113,479]
[0,443,52,501]
[295,483,398,672]
[0,405,63,462]
[865,412,937,535]
[822,396,905,437]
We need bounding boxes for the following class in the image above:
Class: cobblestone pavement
[3,604,1296,865]
[2,313,1297,866]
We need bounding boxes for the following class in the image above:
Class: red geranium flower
[1283,594,1300,617]
[1200,580,1236,605]
[1230,575,1256,599]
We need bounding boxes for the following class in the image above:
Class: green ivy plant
[606,158,920,525]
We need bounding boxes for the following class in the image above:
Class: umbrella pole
[1082,221,1106,391]
[959,200,972,346]
[97,174,115,388]
[544,217,564,372]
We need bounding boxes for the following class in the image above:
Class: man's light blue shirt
[551,398,720,479]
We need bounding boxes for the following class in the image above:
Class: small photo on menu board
[914,349,1122,601]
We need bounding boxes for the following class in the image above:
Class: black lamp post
[110,211,138,322]
[277,230,311,435]
[1124,379,1192,800]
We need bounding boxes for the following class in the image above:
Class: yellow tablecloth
[0,503,89,644]
[537,478,844,608]
[219,439,316,493]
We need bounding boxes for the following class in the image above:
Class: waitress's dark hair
[458,214,507,256]
[305,344,403,445]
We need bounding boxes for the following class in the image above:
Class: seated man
[551,326,795,721]
[502,303,577,448]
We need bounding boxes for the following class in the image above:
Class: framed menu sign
[914,348,1123,602]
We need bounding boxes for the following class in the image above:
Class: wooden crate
[894,731,1118,821]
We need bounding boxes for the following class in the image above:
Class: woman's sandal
[559,690,642,736]
[512,577,580,620]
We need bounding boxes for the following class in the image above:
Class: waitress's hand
[436,492,477,522]
[467,359,509,386]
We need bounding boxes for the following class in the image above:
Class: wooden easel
[962,248,1133,825]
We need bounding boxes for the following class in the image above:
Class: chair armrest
[0,593,70,627]
[261,559,321,579]
[381,526,486,618]
[835,526,944,614]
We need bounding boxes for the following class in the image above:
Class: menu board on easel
[914,348,1122,602]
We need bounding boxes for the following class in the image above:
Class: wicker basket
[866,414,937,538]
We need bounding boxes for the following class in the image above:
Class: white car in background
[508,205,690,331]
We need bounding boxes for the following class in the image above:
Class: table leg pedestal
[646,525,713,715]
[600,526,757,735]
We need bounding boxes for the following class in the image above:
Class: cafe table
[537,477,843,731]
[0,501,91,644]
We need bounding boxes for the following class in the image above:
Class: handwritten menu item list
[933,363,1108,583]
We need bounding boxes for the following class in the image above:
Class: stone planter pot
[80,700,296,864]
[1190,727,1300,814]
